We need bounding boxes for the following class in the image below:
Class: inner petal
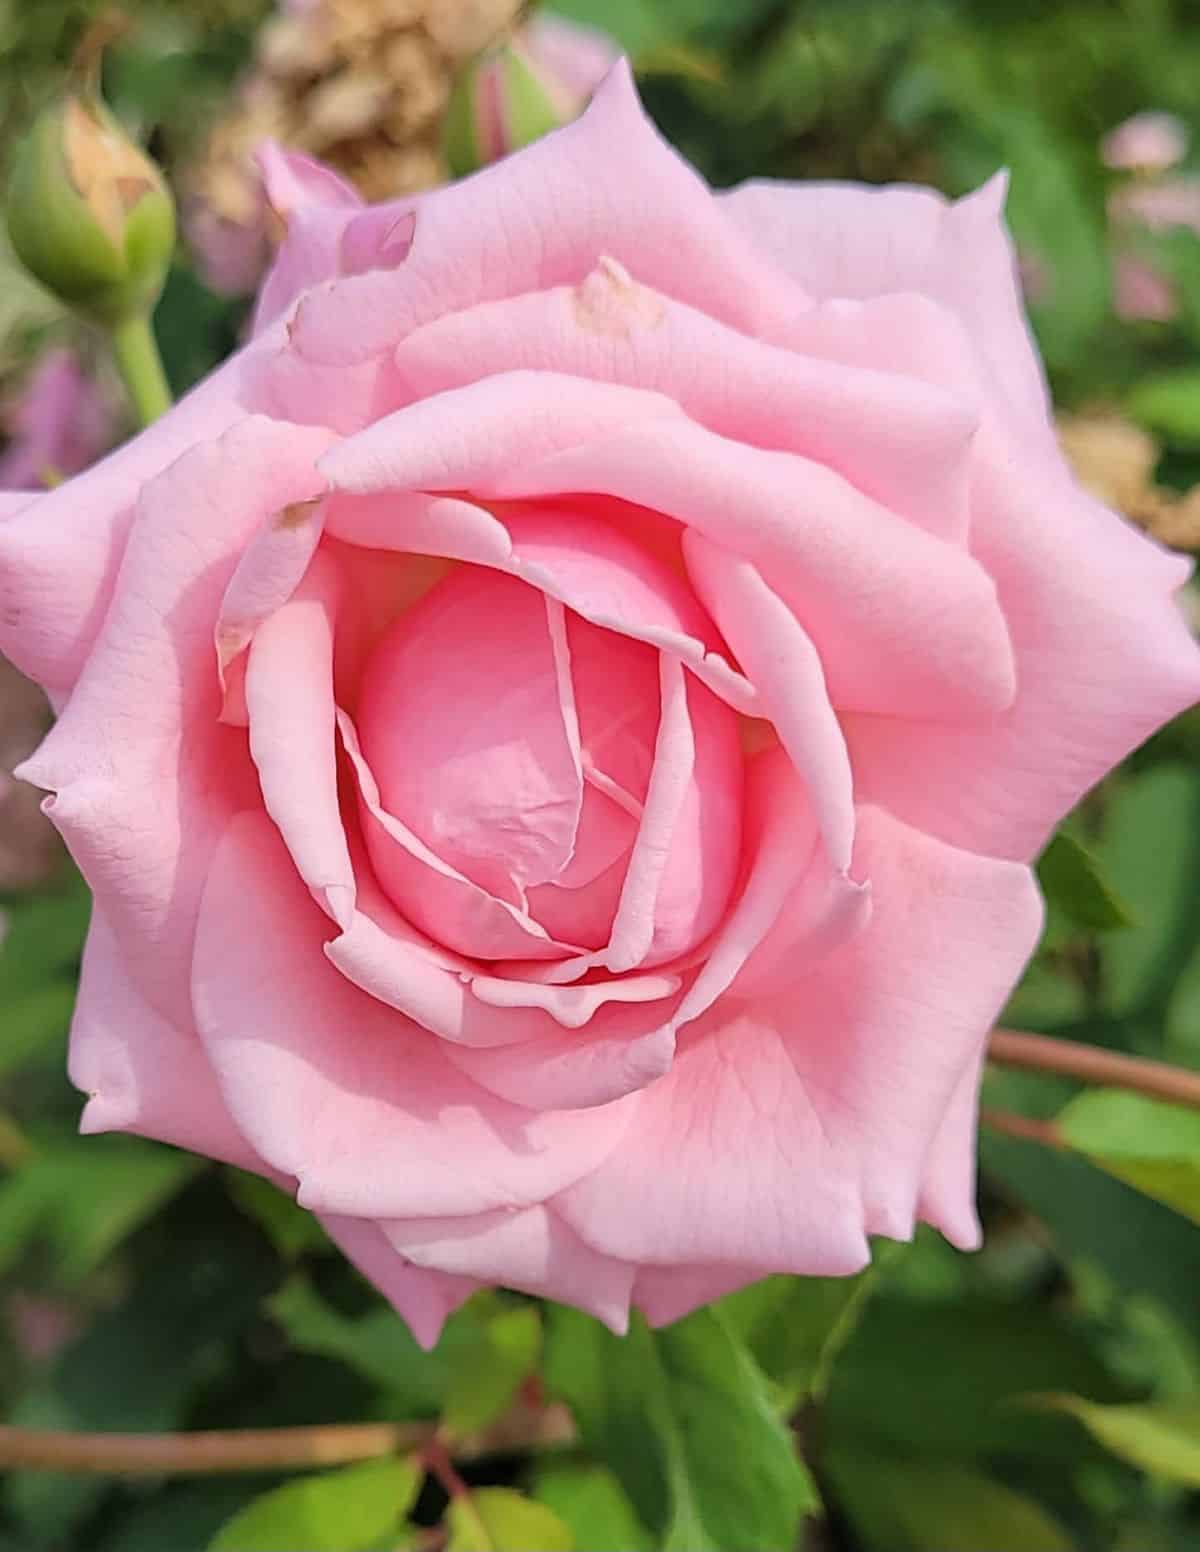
[358,568,583,896]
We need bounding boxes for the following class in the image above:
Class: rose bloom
[2,70,1198,1342]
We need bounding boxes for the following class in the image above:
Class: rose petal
[633,1264,768,1327]
[318,1215,477,1350]
[844,426,1200,860]
[384,1206,634,1333]
[18,417,328,1022]
[284,63,801,369]
[554,805,1042,1267]
[0,340,291,692]
[70,908,265,1174]
[339,709,576,960]
[357,571,583,893]
[246,549,355,926]
[318,371,685,497]
[669,747,869,1035]
[193,811,639,1218]
[683,532,854,871]
[393,275,978,542]
[720,173,1053,446]
[488,420,1016,720]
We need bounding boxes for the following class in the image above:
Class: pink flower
[1101,111,1189,173]
[1107,176,1200,321]
[3,70,1197,1342]
[0,349,114,492]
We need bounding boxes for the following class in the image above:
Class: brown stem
[980,1108,1064,1149]
[0,1404,574,1478]
[0,1422,430,1475]
[988,1028,1200,1111]
[423,1435,492,1549]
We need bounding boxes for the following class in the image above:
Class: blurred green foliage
[4,1,1200,1550]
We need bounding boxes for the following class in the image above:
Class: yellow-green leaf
[207,1456,420,1552]
[1057,1089,1200,1225]
[826,1455,1073,1552]
[1033,1396,1200,1486]
[446,1488,573,1552]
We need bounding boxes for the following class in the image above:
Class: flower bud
[6,90,176,326]
[443,39,566,177]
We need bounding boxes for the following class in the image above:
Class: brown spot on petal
[275,497,321,531]
[573,255,666,338]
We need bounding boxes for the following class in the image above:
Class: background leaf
[207,1456,420,1552]
[1057,1089,1200,1225]
[446,1488,573,1552]
[1033,1397,1200,1487]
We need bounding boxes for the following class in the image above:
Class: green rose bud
[7,89,176,326]
[443,39,572,179]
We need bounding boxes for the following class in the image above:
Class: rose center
[357,566,663,954]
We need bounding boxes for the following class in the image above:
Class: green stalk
[110,310,171,427]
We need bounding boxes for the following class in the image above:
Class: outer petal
[319,371,686,497]
[318,1216,477,1350]
[916,1045,985,1252]
[383,1207,635,1333]
[283,63,802,369]
[392,272,978,542]
[555,806,1042,1268]
[251,144,367,332]
[0,327,292,693]
[844,427,1200,861]
[70,909,264,1174]
[720,173,1053,445]
[192,811,638,1219]
[18,418,332,1023]
[634,1264,769,1327]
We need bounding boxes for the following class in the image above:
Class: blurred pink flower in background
[1105,139,1200,321]
[0,348,115,492]
[1101,110,1189,173]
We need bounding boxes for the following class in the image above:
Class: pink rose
[1101,111,1189,173]
[3,70,1197,1343]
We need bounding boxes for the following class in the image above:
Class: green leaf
[824,1296,1126,1463]
[826,1454,1074,1552]
[207,1457,420,1552]
[446,1488,573,1552]
[442,1305,540,1439]
[1099,766,1200,1016]
[718,1259,893,1410]
[982,1122,1200,1333]
[1056,1089,1200,1225]
[545,1307,816,1552]
[1128,367,1200,445]
[225,1170,330,1259]
[532,1464,653,1552]
[1033,1396,1200,1486]
[0,1138,201,1283]
[268,1278,445,1417]
[1037,831,1135,934]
